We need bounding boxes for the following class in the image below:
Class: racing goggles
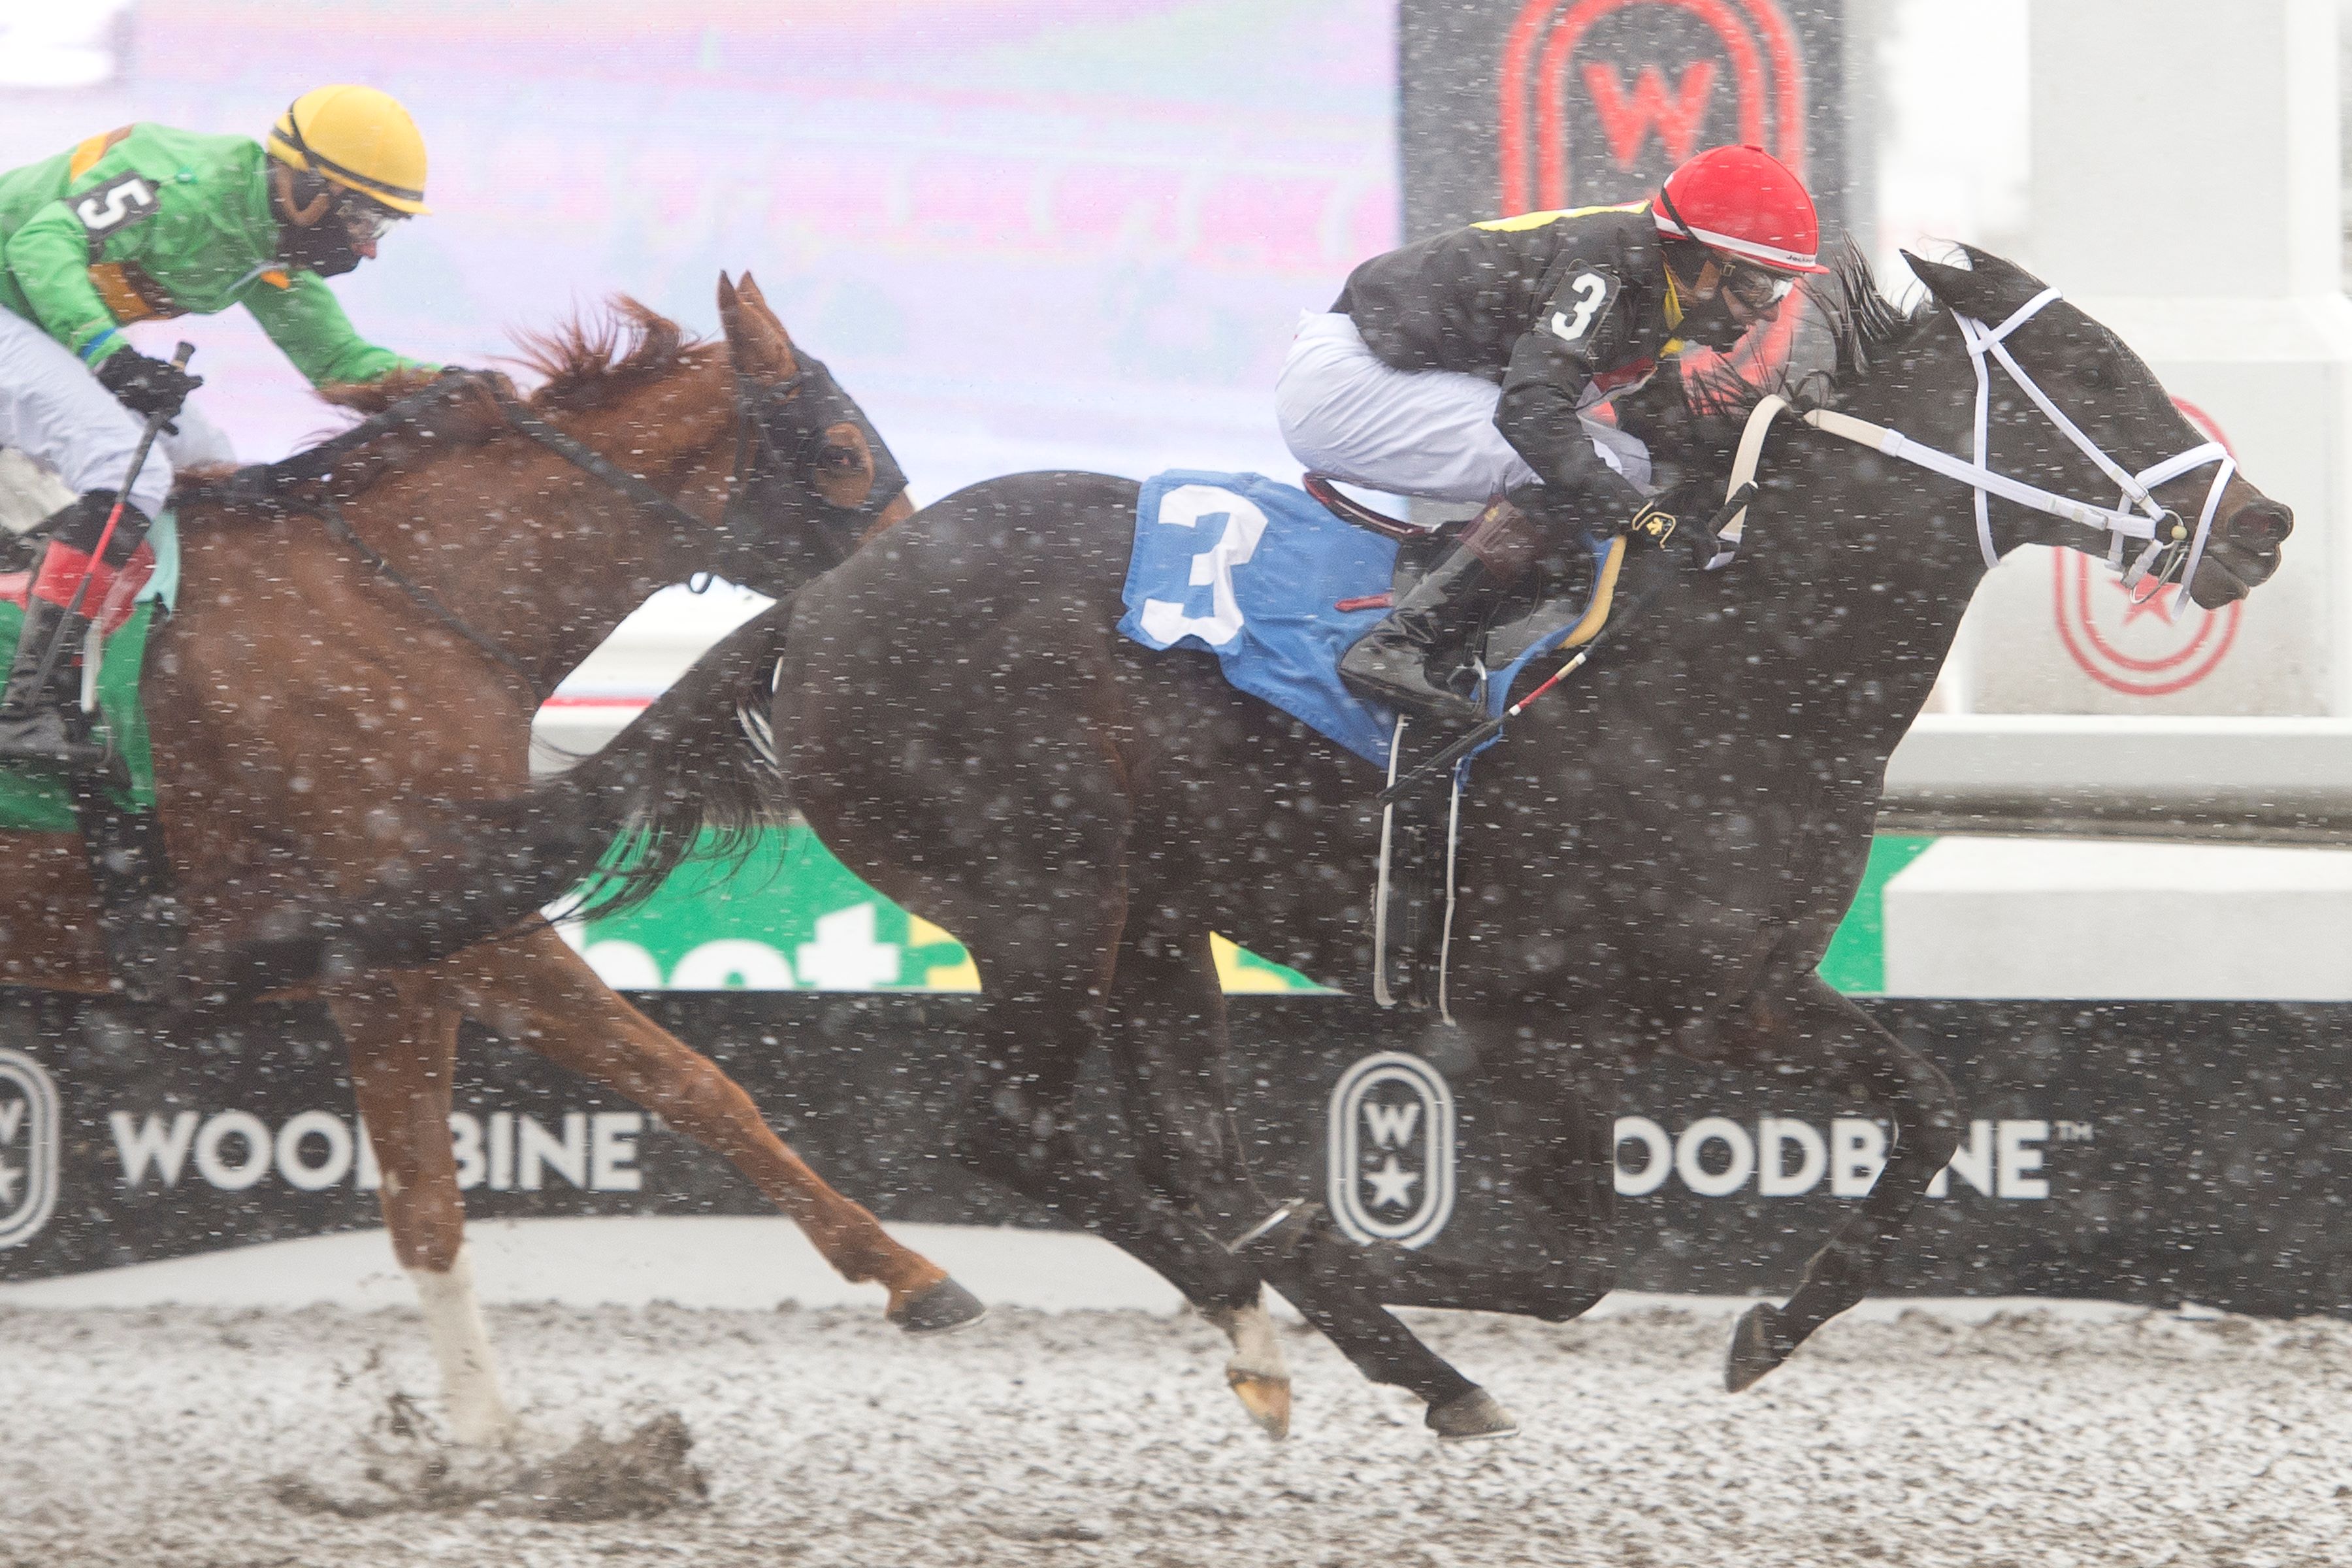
[334,193,403,245]
[1723,263,1797,312]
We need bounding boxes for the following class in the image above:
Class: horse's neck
[1658,344,1994,751]
[347,389,737,696]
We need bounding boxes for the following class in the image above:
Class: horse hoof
[1426,1387,1518,1443]
[889,1278,987,1336]
[1725,1301,1794,1392]
[1226,1369,1292,1441]
[447,1400,522,1448]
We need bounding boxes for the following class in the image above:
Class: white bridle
[1710,287,2236,610]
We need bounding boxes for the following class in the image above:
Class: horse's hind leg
[1718,973,1962,1392]
[449,926,981,1333]
[1096,926,1292,1435]
[331,973,518,1446]
[1105,924,1512,1441]
[1333,1045,1623,1325]
[948,981,1267,1325]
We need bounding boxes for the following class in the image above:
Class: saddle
[0,448,183,1003]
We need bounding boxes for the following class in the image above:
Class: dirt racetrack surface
[5,1298,2349,1567]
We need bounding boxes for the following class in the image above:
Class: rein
[1707,291,2233,610]
[306,494,536,685]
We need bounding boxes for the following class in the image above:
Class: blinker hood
[756,355,908,522]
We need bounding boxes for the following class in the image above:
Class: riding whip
[28,342,195,704]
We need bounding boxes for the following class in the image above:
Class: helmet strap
[270,164,333,228]
[1657,183,1746,283]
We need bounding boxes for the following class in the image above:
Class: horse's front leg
[331,972,520,1445]
[447,924,982,1333]
[1715,971,1963,1392]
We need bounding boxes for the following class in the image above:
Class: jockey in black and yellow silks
[1277,144,1824,726]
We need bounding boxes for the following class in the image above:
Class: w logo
[1584,62,1718,167]
[1327,1053,1456,1250]
[0,1049,58,1250]
[1496,0,1810,215]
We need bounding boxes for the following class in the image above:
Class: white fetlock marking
[406,1245,518,1446]
[1207,1294,1290,1382]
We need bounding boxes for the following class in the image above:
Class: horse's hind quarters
[1425,1386,1519,1443]
[887,1276,988,1336]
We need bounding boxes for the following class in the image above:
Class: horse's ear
[717,270,799,385]
[1903,248,1993,317]
[1903,246,2048,321]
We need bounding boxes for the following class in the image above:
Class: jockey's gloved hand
[1623,483,1701,550]
[96,349,204,427]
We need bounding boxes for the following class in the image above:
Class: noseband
[1708,287,2235,610]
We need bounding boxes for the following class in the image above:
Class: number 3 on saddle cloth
[0,513,181,1000]
[1117,470,1622,1018]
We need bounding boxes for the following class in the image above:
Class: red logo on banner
[1498,0,1807,212]
[2051,399,2244,698]
[1582,61,1719,167]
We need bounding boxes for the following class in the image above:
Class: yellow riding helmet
[265,86,429,216]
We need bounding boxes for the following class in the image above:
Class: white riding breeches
[1275,311,1654,502]
[0,307,233,521]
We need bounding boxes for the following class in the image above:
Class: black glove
[96,349,204,425]
[1623,483,1700,551]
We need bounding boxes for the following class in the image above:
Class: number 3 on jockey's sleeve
[1541,267,1624,363]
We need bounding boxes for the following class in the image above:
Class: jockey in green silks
[0,84,434,767]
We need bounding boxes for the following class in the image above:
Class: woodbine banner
[4,970,2347,1318]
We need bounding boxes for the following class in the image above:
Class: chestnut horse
[0,275,977,1443]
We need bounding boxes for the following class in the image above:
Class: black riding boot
[1339,496,1539,726]
[0,593,104,770]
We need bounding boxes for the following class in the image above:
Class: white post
[1950,0,2352,715]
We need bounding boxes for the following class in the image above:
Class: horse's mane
[179,299,719,519]
[1684,240,1935,423]
[508,298,708,412]
[318,297,709,419]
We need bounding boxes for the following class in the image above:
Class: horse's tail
[182,603,794,1004]
[549,602,795,921]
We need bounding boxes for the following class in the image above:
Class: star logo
[2117,572,2181,626]
[1328,1053,1456,1250]
[0,1051,59,1248]
[1363,1154,1420,1211]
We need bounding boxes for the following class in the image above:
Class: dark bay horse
[291,246,2293,1441]
[0,276,979,1443]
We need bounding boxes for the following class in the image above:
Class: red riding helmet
[1653,144,1826,274]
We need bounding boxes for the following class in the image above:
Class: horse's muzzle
[2187,496,2293,608]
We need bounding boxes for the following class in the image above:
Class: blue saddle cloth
[1117,471,1601,769]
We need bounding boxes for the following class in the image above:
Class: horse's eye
[2078,360,2110,391]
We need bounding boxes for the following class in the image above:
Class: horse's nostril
[2229,501,2293,550]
